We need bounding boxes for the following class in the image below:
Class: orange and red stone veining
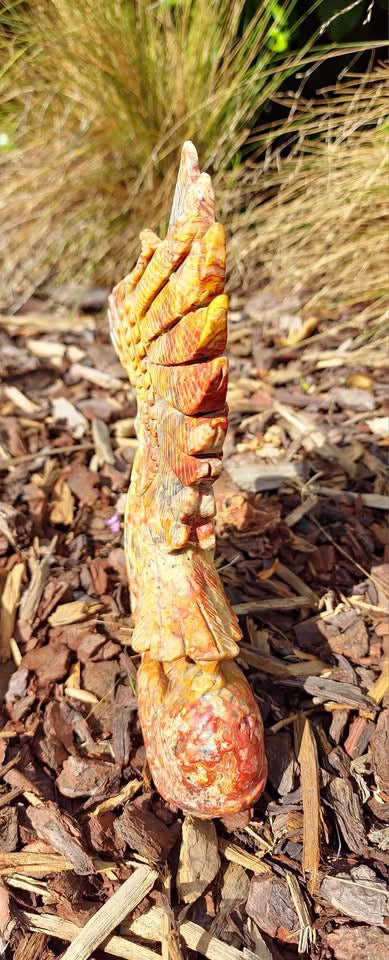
[108,142,267,817]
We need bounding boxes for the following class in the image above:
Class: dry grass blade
[294,715,320,893]
[286,874,316,953]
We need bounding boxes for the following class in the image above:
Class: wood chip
[48,597,105,627]
[51,397,88,439]
[294,715,320,892]
[27,803,95,875]
[0,852,129,877]
[0,562,24,661]
[284,676,377,713]
[56,865,157,960]
[91,418,115,466]
[114,800,180,863]
[49,477,74,526]
[19,537,57,626]
[246,873,299,943]
[4,386,41,415]
[239,645,326,678]
[69,363,124,391]
[89,780,142,817]
[22,908,255,960]
[177,817,220,904]
[226,461,302,492]
[233,596,311,615]
[328,778,367,853]
[218,838,271,875]
[320,870,388,925]
[68,869,158,958]
[26,338,66,358]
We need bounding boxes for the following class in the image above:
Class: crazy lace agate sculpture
[108,142,266,817]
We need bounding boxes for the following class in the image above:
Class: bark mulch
[0,288,388,960]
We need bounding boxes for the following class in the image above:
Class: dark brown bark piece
[328,777,367,853]
[372,709,389,798]
[246,874,299,943]
[327,925,389,960]
[112,685,136,767]
[21,643,70,687]
[344,716,375,759]
[0,808,18,852]
[295,609,369,661]
[114,799,181,862]
[282,676,376,712]
[56,756,121,803]
[27,802,95,875]
[265,731,296,796]
[86,812,126,859]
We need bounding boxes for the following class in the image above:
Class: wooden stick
[60,866,158,960]
[233,596,310,615]
[294,715,320,893]
[21,907,251,960]
[0,443,94,469]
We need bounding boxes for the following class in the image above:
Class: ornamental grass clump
[0,0,317,308]
[230,64,389,324]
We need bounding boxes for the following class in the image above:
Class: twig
[0,443,94,470]
[309,486,389,511]
[19,910,159,960]
[60,865,158,960]
[284,495,318,528]
[233,597,311,615]
[218,838,271,875]
[294,715,320,893]
[21,907,258,960]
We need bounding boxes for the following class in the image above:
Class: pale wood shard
[4,385,41,415]
[48,596,105,627]
[19,537,57,626]
[176,817,221,904]
[22,907,254,960]
[51,396,88,438]
[49,476,74,526]
[91,417,115,466]
[89,780,142,817]
[218,838,271,875]
[0,852,134,877]
[59,865,158,960]
[294,714,320,893]
[0,562,24,662]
